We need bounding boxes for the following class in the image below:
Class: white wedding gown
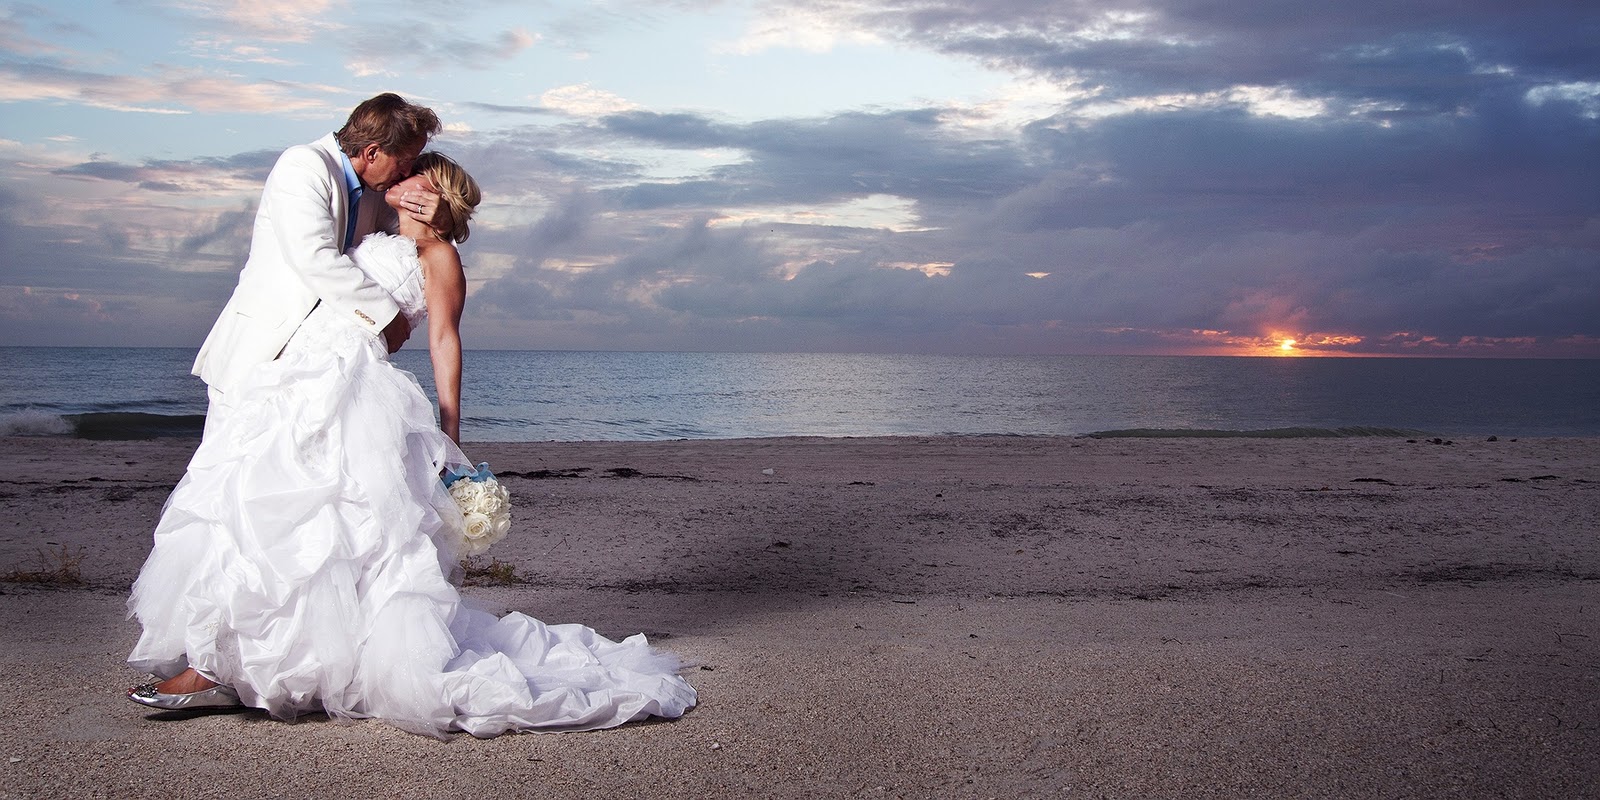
[127,233,695,737]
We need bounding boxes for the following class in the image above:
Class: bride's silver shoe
[127,682,242,710]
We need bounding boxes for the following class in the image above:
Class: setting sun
[1280,338,1297,352]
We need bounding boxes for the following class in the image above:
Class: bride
[125,153,696,737]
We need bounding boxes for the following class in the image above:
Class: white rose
[473,481,506,515]
[489,509,511,540]
[461,511,494,556]
[450,479,483,505]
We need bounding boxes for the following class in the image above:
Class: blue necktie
[345,186,362,249]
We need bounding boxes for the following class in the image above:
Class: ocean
[2,347,1596,441]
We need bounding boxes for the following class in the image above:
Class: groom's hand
[382,313,411,353]
[401,187,444,227]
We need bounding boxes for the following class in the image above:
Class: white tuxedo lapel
[309,135,353,251]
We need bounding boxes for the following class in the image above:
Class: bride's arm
[421,243,467,444]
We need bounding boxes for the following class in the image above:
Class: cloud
[185,38,297,66]
[0,3,354,114]
[458,100,558,117]
[447,70,1598,354]
[1527,81,1600,118]
[180,205,257,257]
[0,59,341,115]
[599,107,1034,213]
[807,0,1600,126]
[0,197,243,346]
[51,150,280,190]
[0,5,77,57]
[172,0,342,44]
[2,0,1596,356]
[0,142,264,345]
[719,1,885,54]
[540,84,639,118]
[0,285,107,320]
[345,26,537,77]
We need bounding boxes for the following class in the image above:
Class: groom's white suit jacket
[192,133,399,395]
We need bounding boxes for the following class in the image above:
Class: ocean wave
[0,410,74,436]
[1083,426,1425,439]
[0,411,205,439]
[68,412,205,439]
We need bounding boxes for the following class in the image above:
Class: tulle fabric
[127,234,696,736]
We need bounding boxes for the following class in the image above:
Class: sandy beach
[1,434,1596,798]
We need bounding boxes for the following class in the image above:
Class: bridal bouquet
[444,462,512,556]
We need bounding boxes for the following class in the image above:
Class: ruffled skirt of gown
[126,307,696,737]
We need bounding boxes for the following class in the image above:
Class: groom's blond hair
[335,93,441,157]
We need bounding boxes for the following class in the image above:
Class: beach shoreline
[1,435,1597,797]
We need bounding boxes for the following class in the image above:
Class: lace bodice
[351,233,428,329]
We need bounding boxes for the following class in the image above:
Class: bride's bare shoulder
[416,239,465,294]
[415,238,461,268]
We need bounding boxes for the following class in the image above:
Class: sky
[1,0,1597,357]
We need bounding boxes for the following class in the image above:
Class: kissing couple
[124,93,696,737]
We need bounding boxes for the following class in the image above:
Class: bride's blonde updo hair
[415,152,482,244]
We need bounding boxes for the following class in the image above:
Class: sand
[0,434,1596,798]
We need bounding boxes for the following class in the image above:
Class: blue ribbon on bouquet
[443,461,495,487]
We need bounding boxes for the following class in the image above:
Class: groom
[192,93,444,415]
